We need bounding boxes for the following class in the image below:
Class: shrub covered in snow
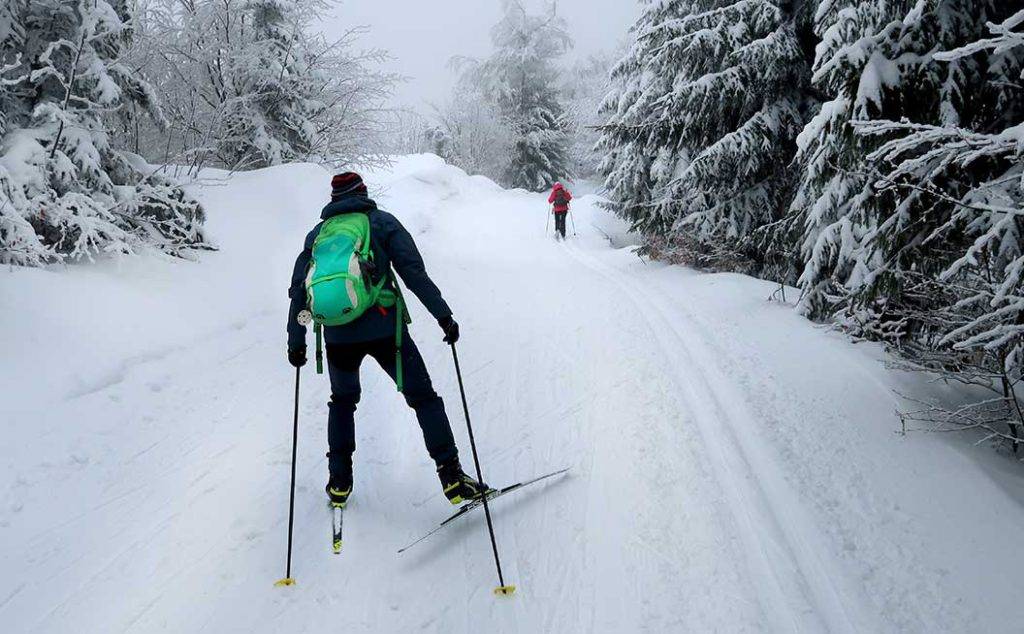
[127,0,394,171]
[427,98,513,183]
[0,0,206,266]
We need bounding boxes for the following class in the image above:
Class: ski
[397,467,569,554]
[331,503,344,554]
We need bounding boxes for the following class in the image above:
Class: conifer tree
[0,0,205,266]
[457,0,573,191]
[783,0,1004,318]
[852,8,1024,446]
[597,0,812,268]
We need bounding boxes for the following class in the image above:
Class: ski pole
[569,209,577,236]
[450,342,515,597]
[275,366,301,587]
[545,209,550,236]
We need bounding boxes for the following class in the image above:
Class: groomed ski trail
[4,155,1024,633]
[562,242,877,633]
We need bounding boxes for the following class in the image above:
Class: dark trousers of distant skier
[287,172,461,481]
[554,211,567,239]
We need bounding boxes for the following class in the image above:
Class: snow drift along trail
[2,155,1024,633]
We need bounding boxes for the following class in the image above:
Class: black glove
[439,315,460,344]
[288,346,307,368]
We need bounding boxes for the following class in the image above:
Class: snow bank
[1,163,329,404]
[0,156,483,404]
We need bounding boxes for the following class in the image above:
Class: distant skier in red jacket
[548,182,572,240]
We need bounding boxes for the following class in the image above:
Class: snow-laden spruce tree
[783,0,1006,319]
[597,0,812,271]
[0,0,205,266]
[455,0,573,191]
[135,0,392,170]
[851,8,1024,446]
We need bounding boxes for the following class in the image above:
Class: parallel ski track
[563,243,877,633]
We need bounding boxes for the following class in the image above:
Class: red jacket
[548,184,572,213]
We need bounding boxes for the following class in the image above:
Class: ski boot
[326,453,353,508]
[437,459,491,505]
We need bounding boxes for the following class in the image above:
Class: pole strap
[314,322,324,375]
[394,294,405,393]
[387,275,410,393]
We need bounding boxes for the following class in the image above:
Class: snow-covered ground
[3,155,1024,633]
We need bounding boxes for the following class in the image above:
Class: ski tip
[493,585,516,597]
[274,578,296,587]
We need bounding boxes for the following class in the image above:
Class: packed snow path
[3,156,1024,633]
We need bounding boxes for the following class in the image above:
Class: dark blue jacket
[287,195,453,347]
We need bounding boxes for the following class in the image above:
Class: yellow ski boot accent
[439,460,489,505]
[444,482,464,505]
[328,485,351,507]
[333,539,343,554]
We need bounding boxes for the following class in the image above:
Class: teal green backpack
[303,213,407,389]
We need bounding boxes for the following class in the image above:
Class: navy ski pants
[325,335,458,477]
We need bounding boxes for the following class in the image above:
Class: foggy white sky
[322,0,642,111]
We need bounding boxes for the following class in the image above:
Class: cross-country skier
[286,172,489,508]
[548,182,572,240]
